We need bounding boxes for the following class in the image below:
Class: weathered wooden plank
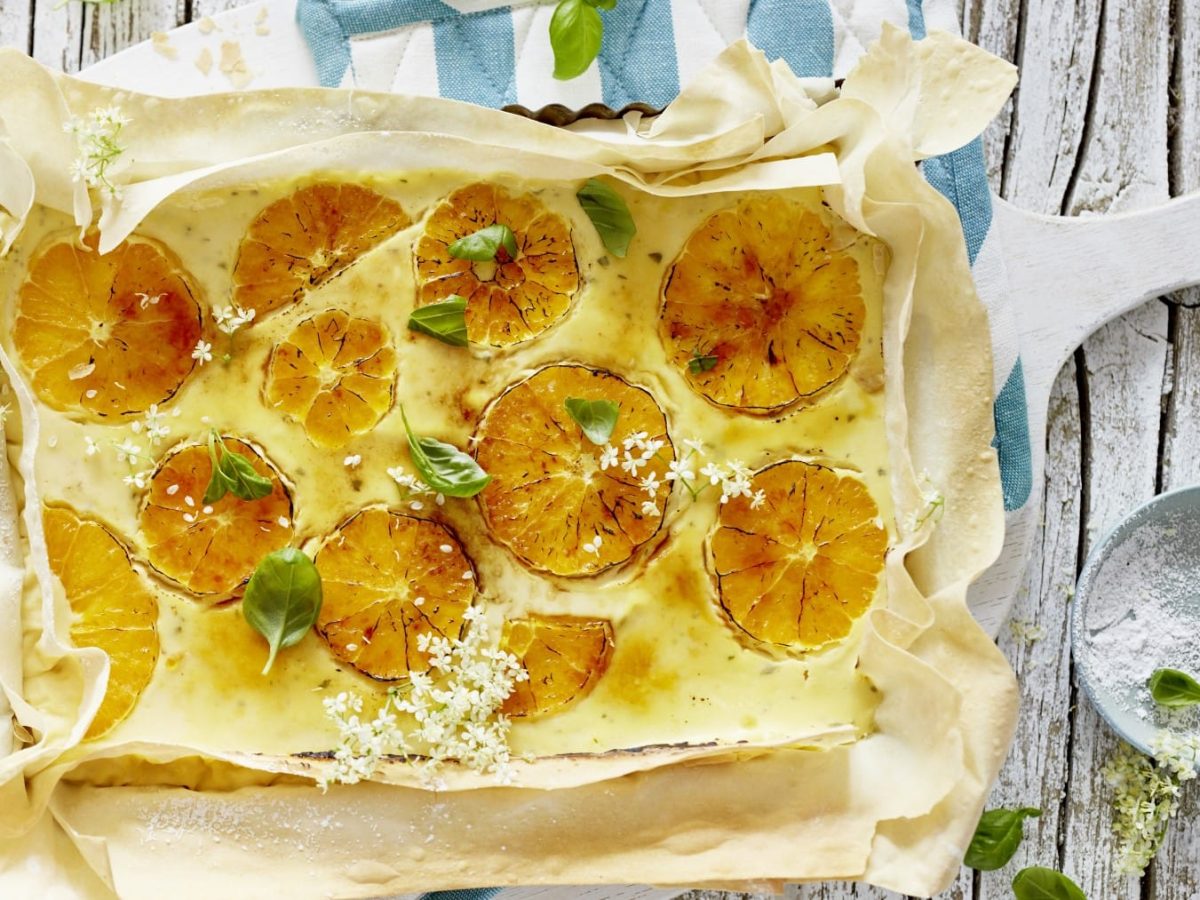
[1057,0,1174,893]
[191,0,249,19]
[976,365,1083,898]
[1149,0,1200,897]
[31,0,83,73]
[80,0,188,69]
[790,883,903,899]
[995,0,1102,214]
[0,0,32,55]
[960,0,1021,191]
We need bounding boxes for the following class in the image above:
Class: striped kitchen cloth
[295,1,1033,896]
[294,0,1034,636]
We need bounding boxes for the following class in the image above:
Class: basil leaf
[448,224,518,262]
[688,351,718,374]
[577,178,636,258]
[564,397,619,445]
[964,807,1041,870]
[1012,867,1087,900]
[550,0,604,80]
[408,295,469,347]
[1148,667,1200,708]
[401,407,491,498]
[204,431,274,504]
[242,548,323,675]
[586,0,617,8]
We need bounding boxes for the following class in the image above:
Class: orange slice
[232,183,410,320]
[264,309,397,448]
[138,437,294,595]
[710,460,887,650]
[474,364,673,577]
[413,182,579,347]
[499,615,614,718]
[660,197,865,414]
[14,232,202,417]
[43,506,159,739]
[314,508,475,680]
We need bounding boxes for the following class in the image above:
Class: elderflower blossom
[191,340,213,365]
[387,465,445,511]
[320,610,528,790]
[122,469,152,490]
[582,533,603,555]
[1102,730,1200,875]
[114,438,143,465]
[142,404,170,446]
[598,445,619,470]
[84,436,99,457]
[64,106,129,197]
[212,304,256,336]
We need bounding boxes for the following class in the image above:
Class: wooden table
[2,2,1197,898]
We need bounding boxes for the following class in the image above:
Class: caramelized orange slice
[500,615,614,718]
[413,182,578,347]
[710,460,886,650]
[14,232,202,417]
[474,364,673,577]
[232,183,409,319]
[314,508,475,680]
[43,506,159,739]
[660,197,865,413]
[138,437,294,595]
[264,309,397,448]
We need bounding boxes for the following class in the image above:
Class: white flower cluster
[90,405,180,492]
[1102,730,1200,875]
[191,340,213,365]
[64,106,129,197]
[320,607,528,790]
[212,304,256,336]
[908,474,945,533]
[387,465,446,511]
[599,434,765,514]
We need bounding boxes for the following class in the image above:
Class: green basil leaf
[550,0,604,81]
[401,407,491,498]
[242,548,323,675]
[1148,668,1200,708]
[964,807,1041,871]
[688,351,718,374]
[204,431,274,504]
[564,397,619,445]
[408,295,469,347]
[585,0,618,8]
[448,224,518,262]
[1012,866,1087,900]
[577,178,636,258]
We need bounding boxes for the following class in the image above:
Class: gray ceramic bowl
[1071,485,1200,760]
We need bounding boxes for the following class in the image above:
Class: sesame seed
[439,544,453,553]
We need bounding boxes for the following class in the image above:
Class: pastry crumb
[219,41,253,89]
[195,47,213,76]
[151,32,178,60]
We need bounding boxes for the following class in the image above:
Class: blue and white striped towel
[293,8,1033,894]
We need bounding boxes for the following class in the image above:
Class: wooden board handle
[994,192,1200,394]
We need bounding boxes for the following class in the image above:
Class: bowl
[1071,485,1200,760]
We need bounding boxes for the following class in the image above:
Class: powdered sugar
[1077,503,1200,737]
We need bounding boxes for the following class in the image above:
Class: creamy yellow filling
[1,170,890,760]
